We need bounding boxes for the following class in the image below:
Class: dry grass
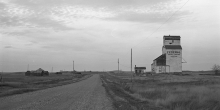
[103,72,220,110]
[0,72,92,97]
[139,86,220,110]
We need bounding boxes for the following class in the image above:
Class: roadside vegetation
[212,64,220,75]
[101,71,220,110]
[0,72,92,97]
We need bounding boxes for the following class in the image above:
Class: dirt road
[0,74,113,110]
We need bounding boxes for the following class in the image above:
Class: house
[25,68,49,76]
[135,65,146,76]
[151,35,182,73]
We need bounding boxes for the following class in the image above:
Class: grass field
[0,72,92,97]
[101,71,220,110]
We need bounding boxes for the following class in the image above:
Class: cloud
[103,0,192,23]
[41,43,90,52]
[0,0,191,54]
[48,5,116,28]
[0,0,75,31]
[4,45,14,48]
[0,0,190,34]
[12,0,174,7]
[0,2,6,9]
[108,10,191,23]
[51,5,115,19]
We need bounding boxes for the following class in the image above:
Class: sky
[0,0,220,72]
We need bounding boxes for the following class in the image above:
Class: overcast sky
[0,0,220,72]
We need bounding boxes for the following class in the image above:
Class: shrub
[212,64,220,75]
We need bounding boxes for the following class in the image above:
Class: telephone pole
[131,48,134,87]
[131,49,133,83]
[118,58,119,73]
[73,61,74,72]
[131,48,132,72]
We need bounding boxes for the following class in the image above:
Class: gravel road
[0,74,113,110]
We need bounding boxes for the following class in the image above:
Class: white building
[151,35,182,73]
[134,65,146,76]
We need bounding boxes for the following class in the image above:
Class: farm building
[134,65,146,76]
[25,68,49,76]
[151,35,182,73]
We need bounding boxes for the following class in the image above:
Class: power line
[116,0,190,67]
[131,0,190,49]
[1,1,190,72]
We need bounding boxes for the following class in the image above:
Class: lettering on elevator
[167,51,181,56]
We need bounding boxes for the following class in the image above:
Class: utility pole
[131,49,134,91]
[118,58,119,73]
[131,49,133,83]
[131,48,132,72]
[73,61,74,72]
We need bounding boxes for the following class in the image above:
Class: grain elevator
[151,35,182,73]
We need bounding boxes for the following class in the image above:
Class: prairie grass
[152,86,220,110]
[135,75,220,110]
[0,72,91,97]
[107,72,220,110]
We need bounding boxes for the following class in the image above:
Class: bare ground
[0,74,113,110]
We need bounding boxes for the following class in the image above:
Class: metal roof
[164,35,180,40]
[135,67,146,69]
[36,68,44,71]
[154,54,166,61]
[153,54,166,66]
[164,45,182,49]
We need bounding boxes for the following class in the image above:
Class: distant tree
[212,64,220,75]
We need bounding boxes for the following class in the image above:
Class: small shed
[134,65,146,76]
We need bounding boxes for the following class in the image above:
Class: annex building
[134,65,146,76]
[151,35,182,73]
